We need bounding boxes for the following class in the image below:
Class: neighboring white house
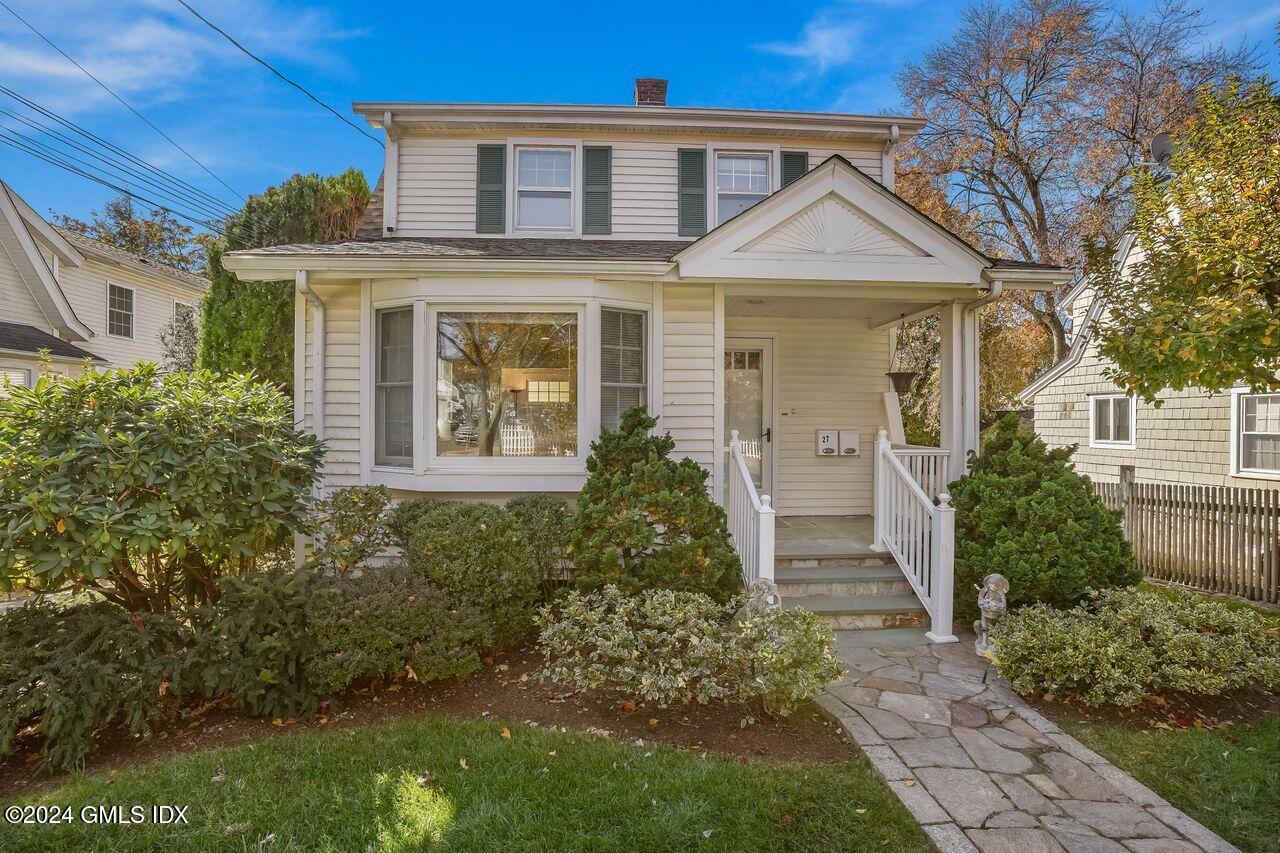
[1020,236,1280,490]
[223,79,1069,641]
[0,180,208,390]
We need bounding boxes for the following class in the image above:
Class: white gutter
[966,279,1003,313]
[880,124,900,192]
[296,269,325,443]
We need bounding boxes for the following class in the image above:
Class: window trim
[374,306,416,468]
[1230,388,1280,480]
[1088,393,1136,450]
[509,140,582,235]
[599,305,648,431]
[708,144,780,227]
[427,302,588,473]
[106,281,135,339]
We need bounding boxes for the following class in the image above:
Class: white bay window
[515,147,573,230]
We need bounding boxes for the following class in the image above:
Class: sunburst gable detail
[740,194,925,257]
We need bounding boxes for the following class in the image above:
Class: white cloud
[760,15,863,73]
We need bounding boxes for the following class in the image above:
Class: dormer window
[715,153,770,225]
[516,147,573,230]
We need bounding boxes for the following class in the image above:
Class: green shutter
[475,144,506,233]
[781,151,809,187]
[582,146,612,234]
[677,148,707,236]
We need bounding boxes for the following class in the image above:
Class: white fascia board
[981,267,1070,291]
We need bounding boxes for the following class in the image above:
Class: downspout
[881,124,900,192]
[296,269,325,444]
[967,279,1003,312]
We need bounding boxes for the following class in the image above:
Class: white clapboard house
[0,180,208,388]
[223,79,1068,642]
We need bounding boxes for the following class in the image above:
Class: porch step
[836,628,930,650]
[774,547,888,569]
[774,563,913,598]
[782,594,927,631]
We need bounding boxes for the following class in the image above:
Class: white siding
[392,133,884,238]
[727,314,889,515]
[0,243,53,330]
[313,283,362,489]
[660,283,717,466]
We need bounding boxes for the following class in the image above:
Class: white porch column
[959,304,980,474]
[938,301,964,484]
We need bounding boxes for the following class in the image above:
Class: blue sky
[1,0,1276,226]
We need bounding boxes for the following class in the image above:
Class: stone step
[775,563,901,582]
[775,574,914,598]
[783,594,927,631]
[774,549,888,569]
[835,627,931,649]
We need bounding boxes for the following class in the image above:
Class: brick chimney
[633,78,668,107]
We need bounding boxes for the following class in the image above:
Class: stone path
[816,635,1240,853]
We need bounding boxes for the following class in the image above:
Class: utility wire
[0,0,246,202]
[0,132,228,235]
[173,0,383,147]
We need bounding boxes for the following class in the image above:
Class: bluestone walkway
[816,633,1240,853]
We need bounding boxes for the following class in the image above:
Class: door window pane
[437,312,578,458]
[725,347,764,488]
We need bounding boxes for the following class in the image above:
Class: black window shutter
[582,146,612,235]
[677,148,707,237]
[781,151,809,187]
[475,144,506,233]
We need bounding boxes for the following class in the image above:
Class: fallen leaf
[649,718,659,727]
[501,727,511,740]
[55,519,65,534]
[903,780,916,787]
[224,823,250,836]
[211,773,226,783]
[621,699,637,712]
[855,808,867,815]
[387,684,402,693]
[738,756,749,765]
[459,758,469,770]
[702,829,715,838]
[781,813,793,824]
[260,833,277,845]
[405,666,419,682]
[24,754,40,764]
[483,657,494,666]
[417,773,434,785]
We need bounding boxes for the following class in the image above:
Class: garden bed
[0,642,857,798]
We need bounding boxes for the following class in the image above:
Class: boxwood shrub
[991,587,1280,707]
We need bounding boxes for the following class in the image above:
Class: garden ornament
[973,573,1009,657]
[736,579,781,620]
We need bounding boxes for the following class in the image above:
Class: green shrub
[309,485,393,574]
[948,415,1138,623]
[396,500,538,648]
[0,601,191,771]
[536,586,844,712]
[0,366,322,616]
[305,564,486,696]
[193,570,318,718]
[568,408,741,601]
[506,494,571,596]
[991,588,1280,707]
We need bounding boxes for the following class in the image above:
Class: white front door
[724,338,774,496]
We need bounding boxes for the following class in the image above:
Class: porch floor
[775,514,876,557]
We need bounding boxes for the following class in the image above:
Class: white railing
[873,428,957,643]
[892,445,951,499]
[727,430,776,587]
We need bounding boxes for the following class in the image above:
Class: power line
[173,0,383,148]
[0,0,246,202]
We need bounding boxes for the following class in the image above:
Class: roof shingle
[0,321,100,360]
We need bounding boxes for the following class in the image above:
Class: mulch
[1028,686,1280,733]
[0,643,858,799]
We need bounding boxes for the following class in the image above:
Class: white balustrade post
[926,492,958,644]
[758,494,775,583]
[872,427,891,552]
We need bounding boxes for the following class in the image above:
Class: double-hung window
[375,308,414,467]
[107,283,134,338]
[1090,394,1135,448]
[600,308,646,430]
[715,153,770,225]
[1236,393,1280,476]
[515,147,573,230]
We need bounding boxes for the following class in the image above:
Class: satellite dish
[1149,133,1173,166]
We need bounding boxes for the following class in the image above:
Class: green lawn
[1,716,928,852]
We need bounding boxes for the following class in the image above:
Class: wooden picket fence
[1093,480,1280,604]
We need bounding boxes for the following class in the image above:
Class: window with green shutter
[677,148,707,236]
[475,144,506,233]
[781,151,809,187]
[582,146,612,234]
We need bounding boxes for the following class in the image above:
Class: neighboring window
[107,283,134,338]
[715,153,770,224]
[600,308,646,430]
[0,367,30,399]
[1090,394,1134,448]
[515,147,573,230]
[1238,393,1280,475]
[436,311,578,458]
[375,308,414,467]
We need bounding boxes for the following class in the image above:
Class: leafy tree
[568,408,741,601]
[53,194,205,273]
[897,0,1255,359]
[159,304,200,372]
[0,366,323,615]
[199,169,371,393]
[948,415,1138,624]
[1090,79,1280,401]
